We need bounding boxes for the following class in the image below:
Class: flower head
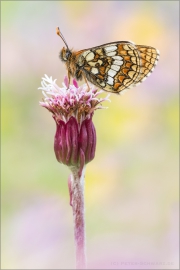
[39,74,110,124]
[39,74,110,174]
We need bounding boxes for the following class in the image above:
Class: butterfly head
[60,47,72,62]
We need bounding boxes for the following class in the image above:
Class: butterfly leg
[68,69,71,88]
[82,72,90,91]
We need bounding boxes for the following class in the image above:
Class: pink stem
[70,166,86,269]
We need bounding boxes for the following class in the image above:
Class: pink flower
[39,74,110,175]
[39,74,110,269]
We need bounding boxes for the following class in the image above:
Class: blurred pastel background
[1,1,179,269]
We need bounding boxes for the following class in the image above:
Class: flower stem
[69,166,86,269]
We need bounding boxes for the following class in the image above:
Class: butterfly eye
[65,50,71,60]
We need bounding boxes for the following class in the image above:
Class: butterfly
[56,27,160,94]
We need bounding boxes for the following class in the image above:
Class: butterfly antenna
[56,27,69,50]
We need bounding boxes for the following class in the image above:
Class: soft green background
[1,1,179,269]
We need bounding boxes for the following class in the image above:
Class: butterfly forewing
[76,42,159,93]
